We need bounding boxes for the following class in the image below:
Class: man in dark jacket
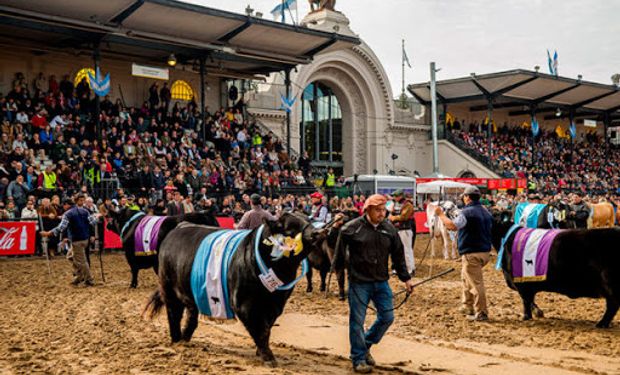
[568,193,590,229]
[434,186,493,322]
[335,194,414,373]
[41,194,101,286]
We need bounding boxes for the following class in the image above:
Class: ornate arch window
[171,80,194,101]
[300,82,342,165]
[74,68,94,88]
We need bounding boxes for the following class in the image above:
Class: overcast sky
[185,0,620,96]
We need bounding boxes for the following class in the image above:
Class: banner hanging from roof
[132,63,169,81]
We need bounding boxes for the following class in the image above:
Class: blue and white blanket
[514,203,547,228]
[190,229,251,320]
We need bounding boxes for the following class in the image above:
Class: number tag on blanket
[259,268,284,292]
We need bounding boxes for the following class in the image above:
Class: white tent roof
[417,180,473,194]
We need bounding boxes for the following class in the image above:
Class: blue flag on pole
[547,50,555,76]
[271,0,297,23]
[87,67,110,97]
[569,120,576,139]
[531,117,540,137]
[553,50,559,76]
[280,94,296,113]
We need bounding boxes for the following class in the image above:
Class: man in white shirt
[50,113,69,130]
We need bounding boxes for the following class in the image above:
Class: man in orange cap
[335,193,415,373]
[309,191,329,224]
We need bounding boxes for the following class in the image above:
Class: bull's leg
[337,269,346,301]
[306,267,313,293]
[130,266,139,288]
[596,298,619,328]
[182,305,199,341]
[519,289,535,321]
[165,298,184,343]
[243,315,277,365]
[319,267,328,292]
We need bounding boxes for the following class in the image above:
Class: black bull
[143,213,326,364]
[492,211,620,328]
[106,208,219,288]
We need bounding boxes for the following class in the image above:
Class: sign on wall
[584,119,597,128]
[0,222,36,256]
[131,63,169,81]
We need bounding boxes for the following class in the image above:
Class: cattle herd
[100,201,619,366]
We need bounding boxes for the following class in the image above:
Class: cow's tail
[143,289,164,320]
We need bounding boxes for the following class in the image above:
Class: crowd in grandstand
[0,71,350,220]
[447,119,620,196]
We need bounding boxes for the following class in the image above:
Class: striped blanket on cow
[190,229,252,320]
[514,203,546,228]
[511,228,563,282]
[134,216,167,256]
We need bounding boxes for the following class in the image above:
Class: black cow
[306,211,357,299]
[106,207,219,288]
[143,212,325,365]
[492,210,620,328]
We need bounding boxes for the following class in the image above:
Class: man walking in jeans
[41,194,101,286]
[335,194,415,373]
[433,186,493,321]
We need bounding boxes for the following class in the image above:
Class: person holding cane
[40,194,101,286]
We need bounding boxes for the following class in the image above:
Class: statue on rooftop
[308,0,336,12]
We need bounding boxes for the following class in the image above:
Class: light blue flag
[569,120,576,139]
[531,117,540,137]
[87,67,110,97]
[547,49,555,76]
[271,0,297,23]
[280,94,296,113]
[553,50,559,76]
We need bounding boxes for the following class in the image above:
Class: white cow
[426,201,460,260]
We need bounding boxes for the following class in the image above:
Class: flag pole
[401,39,405,98]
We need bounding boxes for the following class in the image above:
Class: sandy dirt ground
[0,235,618,374]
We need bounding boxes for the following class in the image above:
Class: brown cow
[588,202,615,228]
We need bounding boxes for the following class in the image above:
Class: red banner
[487,179,500,190]
[499,178,516,189]
[103,218,123,249]
[414,212,429,234]
[0,221,37,256]
[216,217,236,229]
[517,179,527,189]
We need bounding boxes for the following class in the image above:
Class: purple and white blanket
[511,228,563,283]
[134,216,167,256]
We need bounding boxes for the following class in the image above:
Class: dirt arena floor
[1,236,618,374]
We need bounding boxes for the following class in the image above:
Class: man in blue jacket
[41,194,101,286]
[433,186,493,321]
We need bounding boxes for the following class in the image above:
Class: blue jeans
[348,281,394,365]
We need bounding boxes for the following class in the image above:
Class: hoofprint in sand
[0,236,618,374]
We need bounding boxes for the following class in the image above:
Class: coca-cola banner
[0,221,37,256]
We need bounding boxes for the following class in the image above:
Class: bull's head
[105,206,143,238]
[263,212,327,260]
[490,208,513,252]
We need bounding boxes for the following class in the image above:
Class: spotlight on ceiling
[167,54,177,67]
[555,107,562,117]
[534,65,540,72]
[577,74,583,82]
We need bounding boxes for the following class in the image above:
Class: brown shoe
[84,280,96,287]
[70,278,81,286]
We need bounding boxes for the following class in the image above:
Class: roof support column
[604,112,611,154]
[530,105,537,167]
[487,97,493,163]
[285,68,292,156]
[430,62,439,175]
[93,41,101,141]
[199,56,207,142]
[442,102,448,139]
